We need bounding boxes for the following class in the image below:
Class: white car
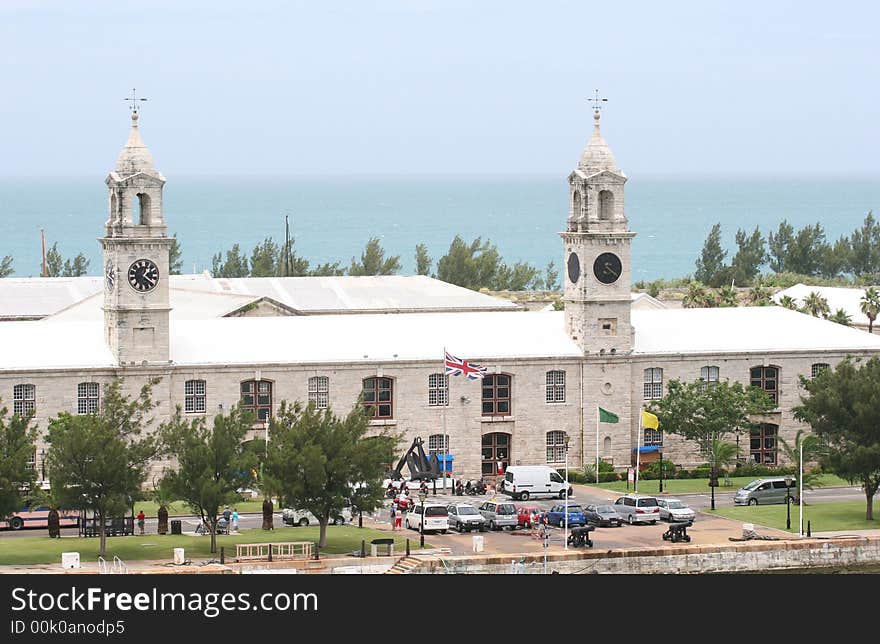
[656,498,696,523]
[282,507,352,527]
[405,502,449,534]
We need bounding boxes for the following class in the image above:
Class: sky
[0,0,877,177]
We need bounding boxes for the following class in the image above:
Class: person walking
[136,509,145,535]
[389,503,397,531]
[231,508,239,533]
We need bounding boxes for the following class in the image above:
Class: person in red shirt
[136,510,146,535]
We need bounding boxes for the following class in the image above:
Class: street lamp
[784,474,793,531]
[658,449,664,494]
[563,435,570,550]
[39,448,46,483]
[418,492,426,548]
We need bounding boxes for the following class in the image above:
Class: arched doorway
[599,190,614,220]
[481,432,510,480]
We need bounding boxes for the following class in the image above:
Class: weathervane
[125,88,147,114]
[588,89,607,114]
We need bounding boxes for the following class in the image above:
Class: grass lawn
[708,500,880,533]
[132,499,266,517]
[0,526,425,566]
[585,473,851,495]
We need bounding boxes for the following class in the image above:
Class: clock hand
[604,262,619,278]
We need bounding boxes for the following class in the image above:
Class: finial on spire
[125,88,148,120]
[588,89,607,126]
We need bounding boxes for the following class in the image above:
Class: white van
[500,465,572,501]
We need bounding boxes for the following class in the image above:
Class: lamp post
[658,449,664,494]
[418,492,426,548]
[798,441,804,537]
[39,448,46,483]
[563,435,570,550]
[785,474,794,530]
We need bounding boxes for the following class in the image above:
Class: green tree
[0,404,37,523]
[349,237,401,276]
[159,406,256,554]
[801,291,830,318]
[309,261,345,276]
[45,242,63,277]
[682,281,711,308]
[716,284,739,307]
[768,220,794,273]
[250,237,280,277]
[730,226,767,286]
[786,223,829,276]
[828,308,853,326]
[43,242,90,277]
[778,429,827,494]
[694,223,728,287]
[169,234,183,275]
[821,235,851,279]
[495,261,540,291]
[436,236,493,290]
[62,254,90,277]
[848,211,879,278]
[211,244,250,277]
[794,357,880,520]
[263,401,397,548]
[415,243,432,276]
[543,260,559,291]
[45,378,161,557]
[0,255,13,278]
[747,281,772,306]
[778,295,798,310]
[860,286,880,334]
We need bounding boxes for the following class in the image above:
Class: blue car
[544,503,587,528]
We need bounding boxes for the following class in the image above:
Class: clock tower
[560,105,635,355]
[100,107,171,365]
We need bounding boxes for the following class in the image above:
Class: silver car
[447,503,487,532]
[612,495,661,525]
[478,500,518,531]
[656,498,696,523]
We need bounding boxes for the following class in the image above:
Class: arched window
[546,431,568,463]
[137,193,151,225]
[109,193,118,221]
[482,374,511,416]
[749,423,778,464]
[428,434,449,457]
[13,384,35,417]
[240,380,273,422]
[185,379,206,413]
[572,191,582,219]
[811,363,830,379]
[77,382,100,415]
[362,377,393,419]
[545,370,565,403]
[643,368,663,400]
[644,428,663,446]
[603,436,612,456]
[428,373,448,406]
[750,366,779,405]
[308,376,329,409]
[599,190,614,220]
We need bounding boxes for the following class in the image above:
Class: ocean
[1,176,878,282]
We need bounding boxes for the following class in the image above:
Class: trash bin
[170,519,182,535]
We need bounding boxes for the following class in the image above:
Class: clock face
[567,252,580,284]
[593,252,622,285]
[105,261,116,292]
[127,259,159,293]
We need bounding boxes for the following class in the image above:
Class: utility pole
[40,228,48,277]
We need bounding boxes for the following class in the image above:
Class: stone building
[3,107,880,485]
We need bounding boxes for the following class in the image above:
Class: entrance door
[481,433,510,481]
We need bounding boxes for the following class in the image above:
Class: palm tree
[683,281,709,309]
[777,430,827,500]
[778,295,799,310]
[801,291,830,318]
[860,286,880,333]
[717,284,739,307]
[828,308,853,326]
[705,437,739,511]
[748,282,772,306]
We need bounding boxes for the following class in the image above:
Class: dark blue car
[544,503,587,528]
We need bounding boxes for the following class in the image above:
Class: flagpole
[635,410,642,494]
[443,346,448,492]
[595,407,600,484]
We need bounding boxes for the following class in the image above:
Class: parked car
[447,503,486,532]
[282,507,352,527]
[584,504,622,527]
[544,503,587,528]
[613,495,661,525]
[656,498,696,523]
[478,500,518,531]
[500,465,572,500]
[516,505,544,529]
[406,502,449,534]
[734,477,799,506]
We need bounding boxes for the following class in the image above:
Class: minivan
[500,465,573,501]
[478,500,518,530]
[734,477,798,506]
[612,495,661,524]
[406,503,449,533]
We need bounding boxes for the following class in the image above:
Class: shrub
[599,472,620,483]
[598,460,616,473]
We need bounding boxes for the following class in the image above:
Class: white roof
[44,290,260,322]
[0,321,116,371]
[773,284,874,327]
[0,277,102,320]
[631,306,880,355]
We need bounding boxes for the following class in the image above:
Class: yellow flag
[641,410,659,429]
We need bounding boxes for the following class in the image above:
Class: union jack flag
[444,351,487,380]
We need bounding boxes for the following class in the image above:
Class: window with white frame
[811,363,830,379]
[13,384,35,417]
[428,373,449,406]
[700,366,719,384]
[546,430,568,462]
[308,376,330,409]
[545,370,565,403]
[644,428,663,446]
[643,368,663,400]
[77,382,100,415]
[185,380,206,413]
[428,433,449,457]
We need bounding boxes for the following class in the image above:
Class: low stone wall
[408,536,880,574]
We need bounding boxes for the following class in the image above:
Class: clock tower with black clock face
[560,106,635,356]
[100,108,172,365]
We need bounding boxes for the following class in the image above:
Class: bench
[371,538,395,557]
[566,525,594,548]
[234,541,313,562]
[662,520,692,543]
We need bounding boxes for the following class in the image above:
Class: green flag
[599,407,619,423]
